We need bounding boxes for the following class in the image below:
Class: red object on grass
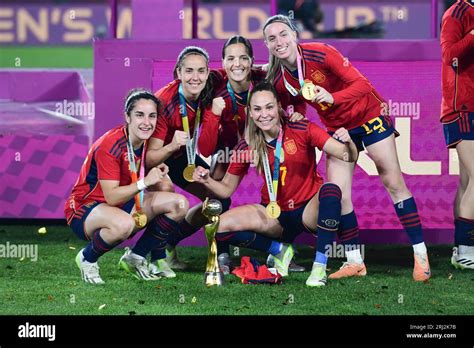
[232,256,283,285]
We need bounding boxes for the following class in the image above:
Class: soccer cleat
[267,254,305,272]
[118,248,160,281]
[149,259,176,278]
[75,248,105,284]
[413,253,431,282]
[451,246,474,270]
[218,253,232,275]
[273,244,294,277]
[328,262,367,279]
[306,263,327,287]
[165,246,188,270]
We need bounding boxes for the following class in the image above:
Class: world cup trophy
[202,198,224,286]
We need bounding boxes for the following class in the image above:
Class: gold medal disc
[301,81,316,101]
[133,211,147,229]
[183,164,196,182]
[266,201,281,219]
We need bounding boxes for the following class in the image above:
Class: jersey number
[362,117,386,135]
[280,166,287,186]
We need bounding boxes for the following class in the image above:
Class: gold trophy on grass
[202,198,224,286]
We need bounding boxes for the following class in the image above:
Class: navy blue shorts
[165,154,210,190]
[330,115,398,152]
[70,198,135,241]
[262,200,315,243]
[443,112,474,149]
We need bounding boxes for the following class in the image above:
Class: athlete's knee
[170,194,189,219]
[159,179,175,192]
[112,215,135,240]
[381,174,407,196]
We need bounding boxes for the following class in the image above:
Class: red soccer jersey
[440,0,474,122]
[273,42,386,131]
[227,119,331,210]
[64,125,142,223]
[199,68,266,157]
[153,79,204,159]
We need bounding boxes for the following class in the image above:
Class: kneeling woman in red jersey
[65,89,189,284]
[193,82,358,286]
[263,15,431,282]
[198,36,305,272]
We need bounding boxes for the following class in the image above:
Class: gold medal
[301,81,316,101]
[266,201,281,219]
[132,211,147,229]
[183,164,196,182]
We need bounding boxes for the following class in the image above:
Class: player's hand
[212,97,226,116]
[144,166,166,187]
[313,85,334,104]
[332,127,352,143]
[171,130,188,151]
[289,112,305,122]
[192,166,210,184]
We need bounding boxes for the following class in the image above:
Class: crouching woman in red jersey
[64,89,189,284]
[193,82,358,286]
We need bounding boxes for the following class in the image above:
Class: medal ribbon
[281,49,305,97]
[178,83,201,165]
[262,127,283,204]
[227,80,252,141]
[126,128,147,212]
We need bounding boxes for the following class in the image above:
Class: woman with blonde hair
[262,14,431,282]
[193,81,358,286]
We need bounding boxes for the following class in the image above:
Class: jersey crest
[284,139,298,155]
[311,70,326,84]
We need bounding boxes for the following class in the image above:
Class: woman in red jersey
[198,36,305,273]
[145,46,231,272]
[193,81,358,287]
[64,89,189,284]
[262,15,431,282]
[440,0,474,270]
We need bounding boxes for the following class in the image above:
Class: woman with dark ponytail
[145,46,230,275]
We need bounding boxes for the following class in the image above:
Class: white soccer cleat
[273,244,294,277]
[118,248,160,281]
[267,250,305,272]
[165,246,188,270]
[75,248,105,284]
[451,246,474,270]
[306,263,327,287]
[149,259,176,278]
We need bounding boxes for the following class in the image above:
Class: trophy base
[204,271,224,287]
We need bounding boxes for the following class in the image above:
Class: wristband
[136,179,147,191]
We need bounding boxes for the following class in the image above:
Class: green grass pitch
[0,224,473,315]
[0,46,93,68]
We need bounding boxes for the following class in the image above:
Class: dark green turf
[0,225,473,315]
